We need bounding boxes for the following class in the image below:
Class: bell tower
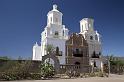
[47,4,63,26]
[40,4,69,64]
[80,18,101,57]
[80,18,94,33]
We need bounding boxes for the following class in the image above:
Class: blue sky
[0,0,124,59]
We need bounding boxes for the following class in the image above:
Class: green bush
[40,62,55,78]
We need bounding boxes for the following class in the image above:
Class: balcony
[53,51,62,56]
[91,51,101,58]
[73,51,83,57]
[91,54,100,58]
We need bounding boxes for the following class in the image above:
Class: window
[94,61,97,67]
[45,32,46,36]
[99,52,101,55]
[95,35,98,40]
[76,49,79,54]
[55,47,62,56]
[47,18,49,23]
[89,24,91,27]
[63,30,64,36]
[92,51,99,58]
[51,17,52,22]
[55,31,59,36]
[73,48,83,57]
[56,47,59,55]
[55,18,58,22]
[90,36,93,40]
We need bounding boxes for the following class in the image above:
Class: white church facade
[33,5,69,64]
[32,4,103,71]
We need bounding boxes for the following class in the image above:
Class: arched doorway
[42,54,60,73]
[75,62,80,65]
[74,62,81,72]
[44,58,55,67]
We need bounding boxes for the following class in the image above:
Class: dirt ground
[1,74,124,82]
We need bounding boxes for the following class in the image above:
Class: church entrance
[75,62,80,69]
[75,62,80,65]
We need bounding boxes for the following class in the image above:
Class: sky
[0,0,124,59]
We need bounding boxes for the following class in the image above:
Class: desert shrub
[0,60,36,80]
[0,72,43,81]
[0,72,19,81]
[65,70,80,78]
[0,73,9,81]
[80,73,89,78]
[65,70,73,78]
[30,73,42,80]
[89,72,96,77]
[97,72,104,77]
[40,62,55,78]
[73,71,80,77]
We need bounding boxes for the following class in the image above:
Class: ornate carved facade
[66,33,89,66]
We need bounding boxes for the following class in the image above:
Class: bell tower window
[95,35,98,40]
[82,25,83,31]
[55,18,58,22]
[90,36,93,40]
[89,24,91,27]
[63,30,64,36]
[51,17,52,22]
[45,32,46,36]
[55,31,59,36]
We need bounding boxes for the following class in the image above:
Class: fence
[60,64,91,74]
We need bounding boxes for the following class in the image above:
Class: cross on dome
[53,4,57,10]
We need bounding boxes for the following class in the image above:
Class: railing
[60,65,80,74]
[91,54,100,58]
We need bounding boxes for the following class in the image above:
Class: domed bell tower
[80,18,94,33]
[47,4,63,26]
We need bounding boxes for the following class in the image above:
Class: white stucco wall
[32,44,42,61]
[46,38,66,64]
[90,58,103,72]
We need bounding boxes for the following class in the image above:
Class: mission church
[32,4,103,72]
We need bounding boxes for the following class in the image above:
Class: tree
[109,55,114,62]
[18,56,23,60]
[0,56,10,60]
[45,44,55,63]
[45,44,55,54]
